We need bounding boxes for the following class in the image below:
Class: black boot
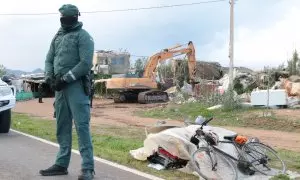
[78,169,95,180]
[39,98,43,103]
[39,164,68,176]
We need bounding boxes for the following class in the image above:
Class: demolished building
[92,50,131,76]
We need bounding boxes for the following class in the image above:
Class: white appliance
[251,89,288,106]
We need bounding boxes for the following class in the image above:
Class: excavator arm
[107,41,197,104]
[143,41,196,83]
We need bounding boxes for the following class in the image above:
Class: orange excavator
[106,41,197,103]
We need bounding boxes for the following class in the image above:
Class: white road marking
[10,129,164,180]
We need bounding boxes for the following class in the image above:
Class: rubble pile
[165,66,300,108]
[289,75,300,82]
[218,69,257,94]
[193,61,223,80]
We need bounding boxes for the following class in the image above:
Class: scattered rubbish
[286,170,300,179]
[170,92,185,104]
[219,69,256,93]
[181,81,193,95]
[288,96,300,107]
[147,163,165,170]
[219,71,235,92]
[288,75,300,82]
[187,97,196,103]
[291,105,300,109]
[193,82,219,97]
[238,93,251,102]
[261,111,273,117]
[147,147,189,170]
[165,86,177,95]
[271,81,282,90]
[240,102,252,108]
[207,104,223,110]
[279,78,300,97]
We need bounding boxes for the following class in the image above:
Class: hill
[5,68,44,78]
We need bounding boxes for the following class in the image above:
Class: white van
[0,79,16,133]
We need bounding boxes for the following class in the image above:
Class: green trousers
[54,80,94,170]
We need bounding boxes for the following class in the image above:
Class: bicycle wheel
[242,142,286,176]
[191,147,238,180]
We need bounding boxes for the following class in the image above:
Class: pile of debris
[165,67,300,108]
[193,61,224,80]
[218,68,257,94]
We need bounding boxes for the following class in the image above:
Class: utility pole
[228,0,235,90]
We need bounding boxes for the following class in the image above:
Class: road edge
[10,129,164,180]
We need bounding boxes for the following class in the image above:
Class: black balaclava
[58,4,80,30]
[60,15,78,28]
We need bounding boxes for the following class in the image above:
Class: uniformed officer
[40,4,95,180]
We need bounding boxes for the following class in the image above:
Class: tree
[296,50,300,74]
[287,49,299,75]
[134,58,147,77]
[0,64,6,77]
[157,62,173,79]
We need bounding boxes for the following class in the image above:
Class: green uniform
[44,6,94,171]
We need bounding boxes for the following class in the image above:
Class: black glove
[45,77,51,85]
[53,76,67,91]
[45,77,56,91]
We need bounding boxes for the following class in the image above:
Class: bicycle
[189,117,286,180]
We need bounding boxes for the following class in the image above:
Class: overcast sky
[0,0,299,72]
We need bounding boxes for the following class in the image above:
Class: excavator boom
[106,41,197,104]
[143,41,196,82]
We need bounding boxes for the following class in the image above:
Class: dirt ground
[13,98,300,152]
[13,98,181,127]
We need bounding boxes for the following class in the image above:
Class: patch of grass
[277,149,300,172]
[11,113,198,180]
[136,102,300,132]
[270,174,291,180]
[138,102,214,120]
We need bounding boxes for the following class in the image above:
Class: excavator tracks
[113,90,169,104]
[113,91,138,103]
[137,90,169,104]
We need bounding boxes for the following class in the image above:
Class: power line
[0,0,226,16]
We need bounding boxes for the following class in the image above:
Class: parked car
[0,78,16,133]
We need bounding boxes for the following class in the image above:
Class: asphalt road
[0,130,162,180]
